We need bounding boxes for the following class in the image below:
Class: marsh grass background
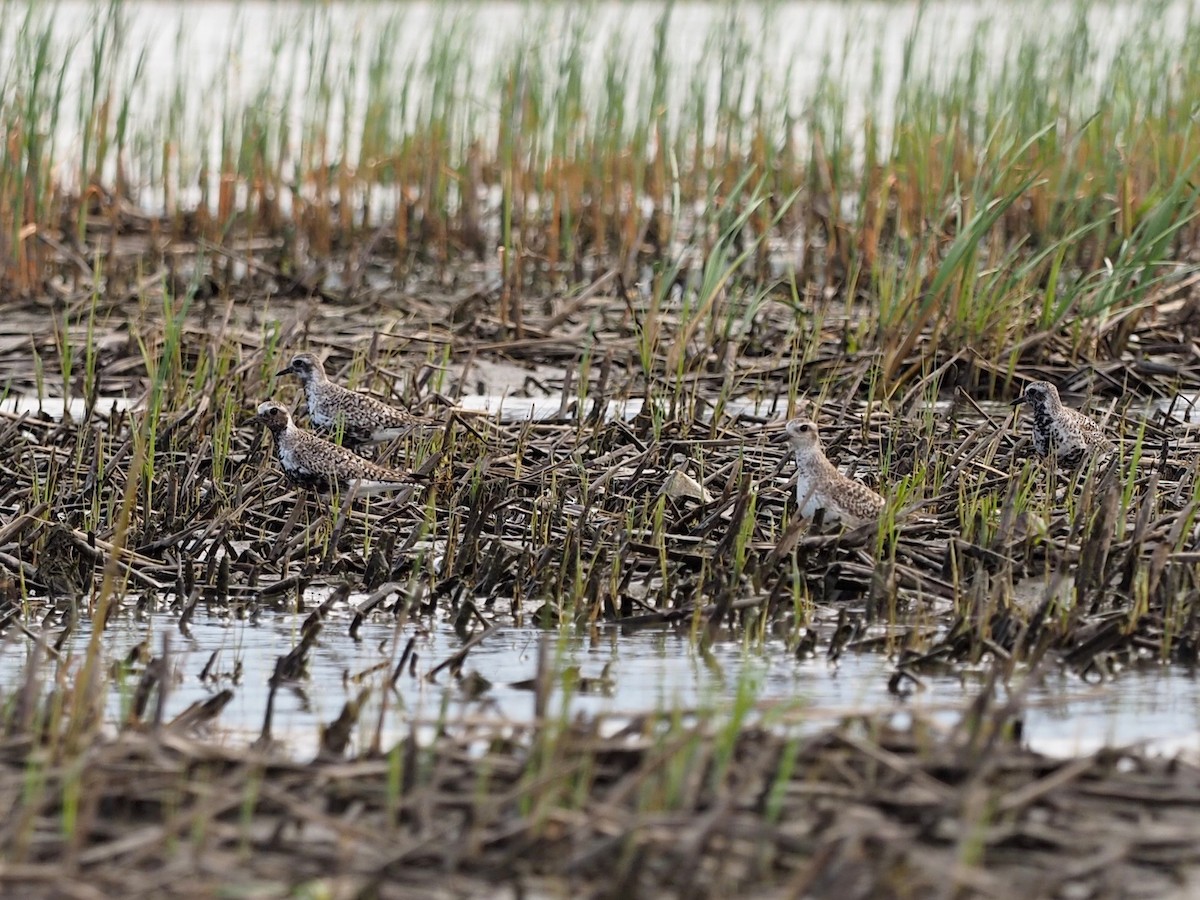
[3,1,1200,356]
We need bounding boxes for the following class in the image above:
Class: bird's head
[1012,380,1061,413]
[277,352,325,385]
[784,418,822,456]
[255,401,293,434]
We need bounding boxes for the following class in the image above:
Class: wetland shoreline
[5,239,1200,895]
[9,696,1200,899]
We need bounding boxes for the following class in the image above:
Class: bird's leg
[321,485,358,573]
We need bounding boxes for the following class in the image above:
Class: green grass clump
[0,2,1195,366]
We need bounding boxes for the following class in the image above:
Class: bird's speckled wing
[1063,408,1114,452]
[830,474,886,524]
[290,429,408,483]
[318,384,414,433]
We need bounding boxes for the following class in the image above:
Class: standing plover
[785,418,885,527]
[255,402,411,495]
[277,353,418,445]
[1011,381,1114,468]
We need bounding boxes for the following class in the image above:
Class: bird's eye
[800,424,810,432]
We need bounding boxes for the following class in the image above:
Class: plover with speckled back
[1011,381,1114,468]
[255,402,411,495]
[277,353,419,446]
[785,418,885,527]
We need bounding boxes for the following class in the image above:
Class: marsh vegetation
[4,1,1200,895]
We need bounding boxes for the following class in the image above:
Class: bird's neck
[793,449,826,474]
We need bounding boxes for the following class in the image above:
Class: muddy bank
[3,691,1198,899]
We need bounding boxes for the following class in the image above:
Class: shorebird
[785,417,886,527]
[277,352,418,446]
[255,402,411,495]
[1011,381,1114,468]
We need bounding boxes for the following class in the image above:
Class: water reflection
[6,594,1199,760]
[0,395,133,420]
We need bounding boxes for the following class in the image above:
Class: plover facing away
[785,418,885,527]
[277,353,417,446]
[1011,381,1114,468]
[255,402,411,495]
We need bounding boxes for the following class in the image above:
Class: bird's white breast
[307,384,335,427]
[794,474,843,525]
[278,441,301,471]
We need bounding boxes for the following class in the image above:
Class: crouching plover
[785,418,885,527]
[277,353,419,446]
[255,402,411,495]
[1011,381,1114,468]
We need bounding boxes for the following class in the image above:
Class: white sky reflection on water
[6,601,1200,761]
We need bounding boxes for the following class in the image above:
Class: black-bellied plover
[785,418,885,527]
[1011,381,1114,468]
[277,352,417,445]
[255,402,411,495]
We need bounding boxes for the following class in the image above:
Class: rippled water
[7,590,1200,760]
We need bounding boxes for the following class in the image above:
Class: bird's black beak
[276,365,293,377]
[1010,393,1026,407]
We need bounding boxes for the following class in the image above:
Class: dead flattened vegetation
[3,263,1200,894]
[7,678,1200,899]
[5,274,1200,675]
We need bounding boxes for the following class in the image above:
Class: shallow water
[0,390,782,426]
[7,591,1200,761]
[1156,392,1200,425]
[0,395,134,420]
[456,392,787,423]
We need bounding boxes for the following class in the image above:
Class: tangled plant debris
[4,1,1200,895]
